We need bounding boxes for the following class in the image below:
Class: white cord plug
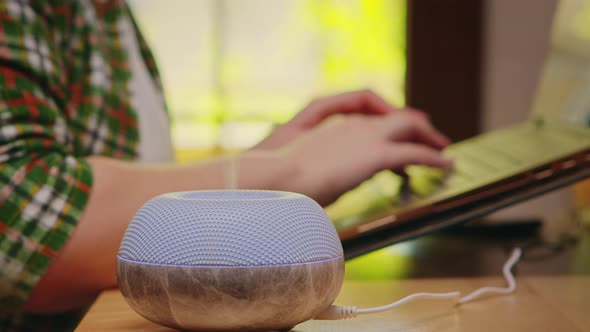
[315,247,522,320]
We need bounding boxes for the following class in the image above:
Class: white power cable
[357,291,461,315]
[315,247,522,320]
[457,247,521,304]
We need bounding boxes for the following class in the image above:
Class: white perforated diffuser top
[118,190,343,267]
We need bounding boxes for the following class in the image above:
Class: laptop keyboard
[327,122,590,230]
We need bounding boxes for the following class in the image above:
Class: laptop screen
[532,0,590,126]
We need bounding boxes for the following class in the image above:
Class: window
[129,0,407,161]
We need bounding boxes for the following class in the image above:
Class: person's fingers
[292,90,400,128]
[382,143,454,170]
[403,107,430,120]
[380,112,451,149]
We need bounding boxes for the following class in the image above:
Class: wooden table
[76,221,590,331]
[76,276,590,332]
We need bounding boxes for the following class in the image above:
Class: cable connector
[314,305,358,320]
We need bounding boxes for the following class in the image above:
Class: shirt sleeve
[0,1,93,311]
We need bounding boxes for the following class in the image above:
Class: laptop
[330,0,590,259]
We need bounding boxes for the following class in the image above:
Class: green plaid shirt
[0,0,164,329]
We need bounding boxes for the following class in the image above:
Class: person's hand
[276,111,452,206]
[254,90,427,150]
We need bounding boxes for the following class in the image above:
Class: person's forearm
[25,151,296,313]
